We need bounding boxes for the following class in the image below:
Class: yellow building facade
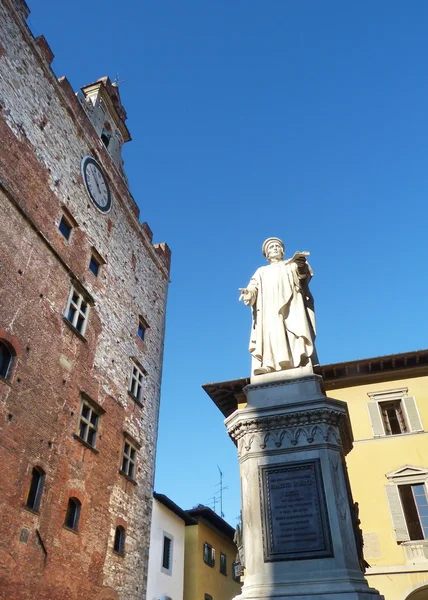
[322,349,428,600]
[183,506,241,600]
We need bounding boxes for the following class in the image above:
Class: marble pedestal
[226,375,383,600]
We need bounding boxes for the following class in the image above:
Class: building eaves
[186,505,236,540]
[153,492,196,526]
[202,348,428,418]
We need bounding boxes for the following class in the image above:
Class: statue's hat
[262,237,284,257]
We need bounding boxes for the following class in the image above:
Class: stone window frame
[120,433,140,482]
[64,285,91,337]
[161,531,174,575]
[74,393,105,451]
[367,387,423,438]
[128,360,146,405]
[385,465,428,561]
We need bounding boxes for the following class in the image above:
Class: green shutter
[367,402,385,437]
[385,485,410,542]
[403,396,423,433]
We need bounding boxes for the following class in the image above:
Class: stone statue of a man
[239,237,316,376]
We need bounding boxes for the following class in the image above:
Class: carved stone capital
[229,407,353,457]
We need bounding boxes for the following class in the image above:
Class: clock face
[81,156,112,213]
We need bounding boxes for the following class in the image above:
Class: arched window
[0,340,13,379]
[25,467,45,512]
[64,497,81,531]
[113,526,125,555]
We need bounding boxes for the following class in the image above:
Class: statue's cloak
[248,260,316,372]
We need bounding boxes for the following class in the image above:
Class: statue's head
[262,237,284,262]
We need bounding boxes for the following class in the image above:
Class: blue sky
[28,0,428,524]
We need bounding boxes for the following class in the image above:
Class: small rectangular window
[64,497,81,531]
[59,215,73,240]
[232,561,241,581]
[162,535,173,572]
[203,542,215,567]
[138,319,147,341]
[121,439,137,480]
[129,361,145,403]
[25,467,45,512]
[77,399,100,448]
[89,255,101,276]
[220,552,227,575]
[114,526,126,555]
[65,287,89,335]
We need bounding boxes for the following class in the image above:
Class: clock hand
[93,173,101,194]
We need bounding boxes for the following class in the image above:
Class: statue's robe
[245,260,316,374]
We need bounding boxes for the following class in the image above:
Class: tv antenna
[207,495,217,512]
[113,73,125,86]
[216,465,228,518]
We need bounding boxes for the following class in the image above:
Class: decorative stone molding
[402,540,428,564]
[229,407,352,456]
[237,423,342,458]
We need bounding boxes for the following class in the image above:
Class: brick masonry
[0,1,171,598]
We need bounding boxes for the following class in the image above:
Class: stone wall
[0,1,170,598]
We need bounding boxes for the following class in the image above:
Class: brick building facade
[0,1,171,598]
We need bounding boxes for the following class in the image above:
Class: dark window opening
[89,255,101,277]
[25,467,45,512]
[101,133,110,148]
[59,215,72,240]
[114,526,125,554]
[380,400,407,435]
[399,484,428,540]
[203,542,215,567]
[205,595,213,600]
[162,535,172,570]
[101,125,112,149]
[64,497,81,531]
[220,552,227,575]
[0,341,13,379]
[138,321,146,341]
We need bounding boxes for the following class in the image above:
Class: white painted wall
[147,499,186,600]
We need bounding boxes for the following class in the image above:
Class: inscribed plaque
[259,459,333,561]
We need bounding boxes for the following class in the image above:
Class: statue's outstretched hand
[295,256,307,268]
[238,288,251,302]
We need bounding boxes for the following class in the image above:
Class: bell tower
[79,76,131,171]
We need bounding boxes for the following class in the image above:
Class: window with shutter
[402,397,424,433]
[367,389,423,438]
[203,542,215,567]
[385,485,410,542]
[367,402,385,436]
[161,534,173,573]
